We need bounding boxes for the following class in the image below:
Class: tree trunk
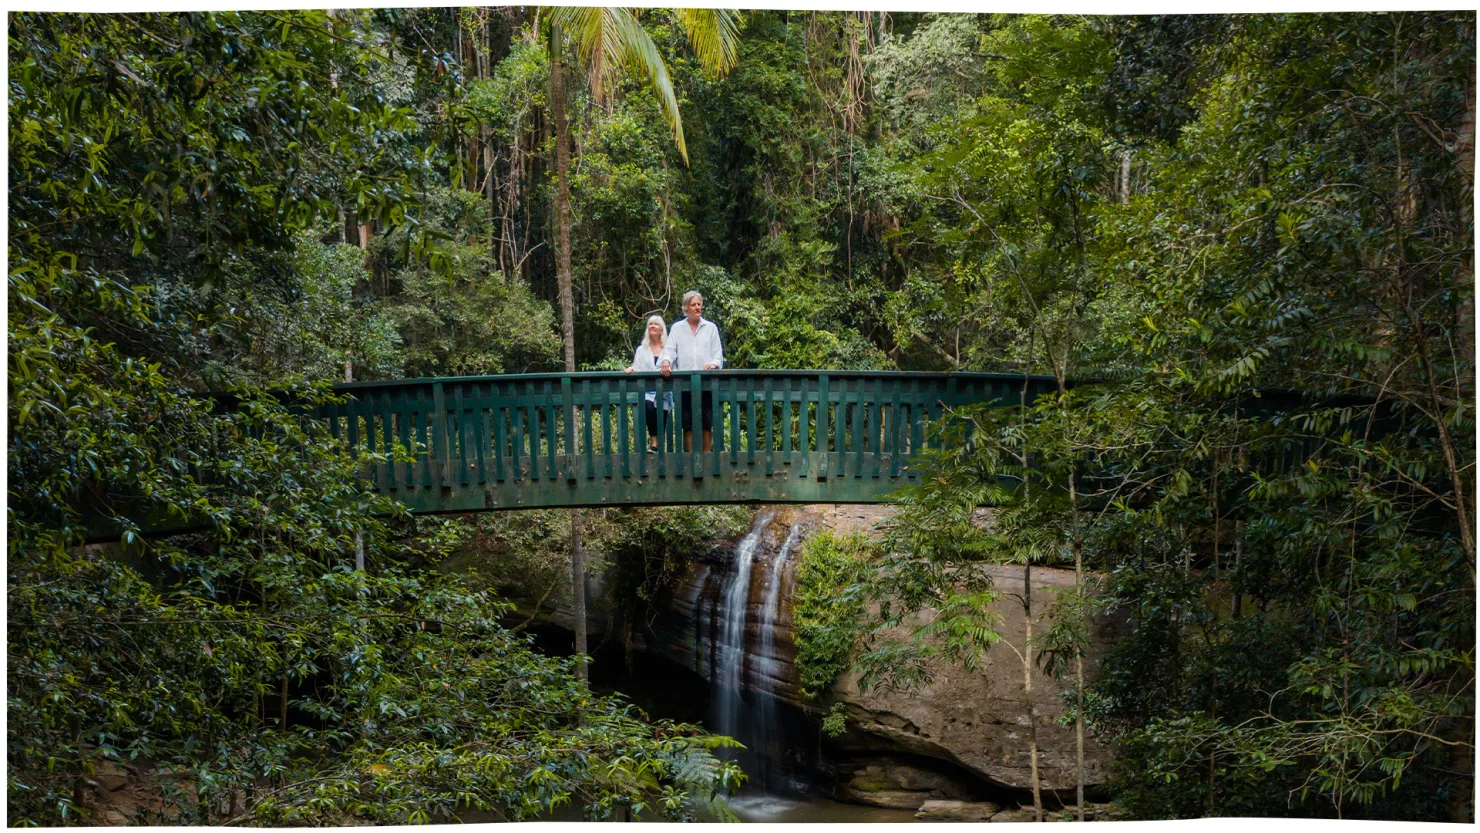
[552,26,575,375]
[1450,75,1475,825]
[1024,561,1042,822]
[1456,77,1474,379]
[569,506,588,681]
[1119,148,1131,205]
[550,23,588,681]
[1069,471,1085,822]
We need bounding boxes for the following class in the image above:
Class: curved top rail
[331,369,1064,392]
[306,370,1062,516]
[98,369,1385,539]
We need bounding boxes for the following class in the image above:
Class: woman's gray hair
[644,314,667,347]
[682,290,703,310]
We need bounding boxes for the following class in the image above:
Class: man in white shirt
[660,291,724,452]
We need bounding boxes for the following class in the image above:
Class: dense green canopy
[8,8,1473,825]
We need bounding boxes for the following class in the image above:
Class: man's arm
[659,323,679,374]
[707,324,724,370]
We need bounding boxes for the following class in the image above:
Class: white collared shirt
[631,341,673,408]
[661,316,724,372]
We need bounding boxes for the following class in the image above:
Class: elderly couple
[625,290,723,454]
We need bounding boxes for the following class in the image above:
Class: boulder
[842,788,934,810]
[845,758,983,800]
[915,800,1001,821]
[989,807,1042,823]
[91,760,132,792]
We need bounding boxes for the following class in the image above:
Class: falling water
[755,520,804,691]
[707,512,812,792]
[748,520,805,788]
[713,510,774,743]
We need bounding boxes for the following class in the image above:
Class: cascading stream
[756,520,804,689]
[712,510,775,745]
[747,520,805,789]
[709,512,808,792]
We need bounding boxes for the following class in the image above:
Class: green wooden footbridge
[320,370,1058,513]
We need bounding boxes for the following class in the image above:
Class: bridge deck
[321,370,1059,513]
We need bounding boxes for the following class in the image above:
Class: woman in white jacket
[625,315,671,453]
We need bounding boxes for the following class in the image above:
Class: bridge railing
[318,371,1059,511]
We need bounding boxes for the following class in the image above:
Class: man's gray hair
[682,290,703,309]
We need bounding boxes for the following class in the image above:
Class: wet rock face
[641,504,1125,794]
[637,510,808,706]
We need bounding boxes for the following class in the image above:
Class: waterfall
[712,510,774,743]
[756,520,804,689]
[709,512,807,792]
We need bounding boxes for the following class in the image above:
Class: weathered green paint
[322,370,1057,515]
[80,370,1360,541]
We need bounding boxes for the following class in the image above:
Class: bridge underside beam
[383,451,914,513]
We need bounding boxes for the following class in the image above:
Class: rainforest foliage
[8,8,1474,825]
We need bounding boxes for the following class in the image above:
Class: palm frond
[672,9,741,76]
[549,6,688,163]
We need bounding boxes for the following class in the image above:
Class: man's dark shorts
[678,390,715,431]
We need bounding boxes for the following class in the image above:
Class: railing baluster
[561,376,575,483]
[601,380,613,479]
[362,391,379,490]
[524,384,539,481]
[764,376,775,475]
[797,378,810,479]
[619,377,631,480]
[582,378,596,481]
[417,389,433,488]
[851,378,864,479]
[944,376,959,452]
[397,388,411,488]
[781,377,793,468]
[870,378,882,479]
[375,390,393,491]
[493,383,507,483]
[431,382,448,488]
[544,380,559,480]
[817,374,830,481]
[455,385,470,486]
[688,372,702,479]
[513,383,527,481]
[728,378,740,467]
[910,377,924,469]
[710,375,722,479]
[890,376,902,479]
[474,383,489,485]
[346,394,361,455]
[655,375,667,478]
[636,377,648,478]
[746,380,758,469]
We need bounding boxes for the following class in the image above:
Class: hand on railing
[660,360,672,377]
[624,366,636,373]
